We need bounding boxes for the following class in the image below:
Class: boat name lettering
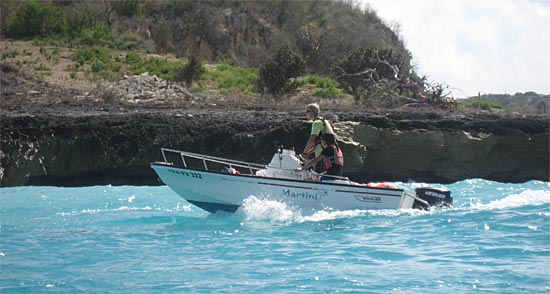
[168,169,202,179]
[281,189,323,201]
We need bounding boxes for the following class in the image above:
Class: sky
[361,0,550,98]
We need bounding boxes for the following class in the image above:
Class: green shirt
[311,119,324,156]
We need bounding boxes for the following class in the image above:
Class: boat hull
[151,163,416,213]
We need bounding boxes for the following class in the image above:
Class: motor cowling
[413,187,453,210]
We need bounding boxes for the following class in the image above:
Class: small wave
[469,189,550,210]
[239,196,369,223]
[56,205,191,217]
[367,208,431,217]
[299,209,368,222]
[57,206,153,216]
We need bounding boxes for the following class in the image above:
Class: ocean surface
[1,179,549,293]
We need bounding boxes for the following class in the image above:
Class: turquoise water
[1,180,549,293]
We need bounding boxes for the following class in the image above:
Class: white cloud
[361,0,550,97]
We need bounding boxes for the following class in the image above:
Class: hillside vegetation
[1,1,410,70]
[2,0,545,113]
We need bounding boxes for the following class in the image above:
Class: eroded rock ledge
[1,110,548,186]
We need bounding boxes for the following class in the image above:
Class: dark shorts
[314,161,326,173]
[325,165,343,177]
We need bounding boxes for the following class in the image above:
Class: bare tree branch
[375,51,399,79]
[333,65,376,78]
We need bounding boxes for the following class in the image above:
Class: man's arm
[296,154,325,171]
[302,134,317,156]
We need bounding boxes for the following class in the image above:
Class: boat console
[264,149,307,180]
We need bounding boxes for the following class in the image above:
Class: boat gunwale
[150,162,406,192]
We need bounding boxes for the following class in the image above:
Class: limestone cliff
[1,111,548,186]
[336,119,549,183]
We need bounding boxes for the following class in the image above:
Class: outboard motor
[413,187,453,210]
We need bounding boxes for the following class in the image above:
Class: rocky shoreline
[1,109,548,187]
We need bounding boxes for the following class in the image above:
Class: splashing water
[240,195,299,222]
[469,189,550,210]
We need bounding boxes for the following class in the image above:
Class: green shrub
[296,75,340,88]
[151,22,173,53]
[125,52,142,66]
[174,56,205,87]
[295,75,344,99]
[76,24,113,46]
[90,60,106,73]
[74,48,93,67]
[113,32,142,50]
[73,47,111,71]
[258,45,306,96]
[2,0,66,38]
[312,87,345,99]
[112,63,122,72]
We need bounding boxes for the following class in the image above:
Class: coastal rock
[1,111,548,187]
[337,122,548,183]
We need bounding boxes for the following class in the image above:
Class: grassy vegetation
[74,47,110,68]
[460,98,505,111]
[128,56,184,81]
[2,50,20,60]
[66,46,347,98]
[70,47,184,81]
[202,64,259,95]
[297,75,340,89]
[297,75,346,99]
[34,63,52,76]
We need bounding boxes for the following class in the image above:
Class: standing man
[301,103,334,160]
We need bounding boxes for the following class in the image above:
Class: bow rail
[161,148,265,175]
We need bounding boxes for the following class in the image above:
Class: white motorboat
[150,148,452,214]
